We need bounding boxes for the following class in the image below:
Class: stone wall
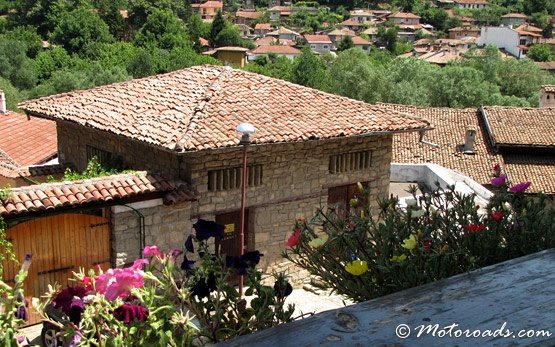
[56,121,182,178]
[111,199,193,267]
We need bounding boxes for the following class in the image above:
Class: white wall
[477,26,522,58]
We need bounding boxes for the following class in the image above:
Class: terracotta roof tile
[255,37,295,46]
[503,155,555,194]
[254,23,271,30]
[20,66,430,153]
[0,172,198,217]
[481,106,555,147]
[235,10,263,19]
[541,84,555,92]
[199,1,222,8]
[382,103,501,186]
[0,112,57,177]
[251,45,301,55]
[304,34,332,43]
[352,36,370,45]
[502,13,527,18]
[390,12,421,19]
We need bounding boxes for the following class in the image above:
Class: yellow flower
[308,234,329,248]
[357,182,364,193]
[345,260,368,276]
[390,254,407,263]
[401,235,417,250]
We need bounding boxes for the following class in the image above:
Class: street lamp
[236,122,255,298]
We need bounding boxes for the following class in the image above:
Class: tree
[337,36,354,52]
[187,14,208,52]
[209,10,226,47]
[244,54,294,81]
[542,22,553,39]
[376,24,398,52]
[527,44,554,62]
[419,7,448,32]
[214,24,245,48]
[3,26,42,58]
[34,46,73,80]
[292,48,328,89]
[49,5,114,55]
[0,39,37,89]
[0,77,23,110]
[133,9,190,50]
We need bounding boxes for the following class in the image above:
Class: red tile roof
[480,106,555,148]
[352,36,371,45]
[341,19,363,26]
[390,12,421,19]
[502,13,527,18]
[381,103,500,186]
[20,66,430,152]
[254,23,271,30]
[235,10,263,19]
[0,171,197,217]
[250,45,301,55]
[303,34,332,43]
[199,1,222,8]
[0,112,57,167]
[254,36,295,46]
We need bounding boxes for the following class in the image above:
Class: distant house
[248,45,301,61]
[268,6,291,21]
[539,85,555,107]
[340,19,365,32]
[449,26,481,40]
[349,9,375,23]
[254,23,272,37]
[204,46,250,67]
[235,23,254,38]
[304,34,333,55]
[536,61,555,74]
[389,12,421,26]
[362,27,379,42]
[266,26,300,41]
[501,13,528,27]
[0,90,61,187]
[235,9,263,26]
[454,0,488,9]
[478,26,540,58]
[192,1,223,21]
[327,27,356,46]
[254,36,295,47]
[352,36,371,53]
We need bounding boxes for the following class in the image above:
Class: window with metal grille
[208,164,263,191]
[86,146,114,167]
[329,150,372,174]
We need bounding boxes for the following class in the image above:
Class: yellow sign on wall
[224,223,235,234]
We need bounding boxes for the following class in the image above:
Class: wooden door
[215,210,249,258]
[1,213,111,326]
[328,182,368,217]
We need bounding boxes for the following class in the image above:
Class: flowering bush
[283,166,555,302]
[36,220,294,346]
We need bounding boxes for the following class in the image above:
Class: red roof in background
[0,171,198,217]
[303,34,332,43]
[0,112,57,168]
[251,45,301,54]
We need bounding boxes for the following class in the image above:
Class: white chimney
[463,125,476,154]
[0,90,6,115]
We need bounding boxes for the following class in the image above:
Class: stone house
[303,34,332,55]
[191,1,223,21]
[454,0,488,9]
[448,26,481,40]
[501,13,528,27]
[539,85,555,107]
[389,12,421,26]
[248,45,301,61]
[349,9,375,23]
[254,23,272,37]
[352,36,371,53]
[17,65,429,278]
[266,26,300,41]
[234,9,263,27]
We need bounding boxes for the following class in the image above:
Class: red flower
[423,240,431,253]
[463,223,485,233]
[82,276,93,291]
[113,304,149,324]
[285,229,301,247]
[491,211,503,222]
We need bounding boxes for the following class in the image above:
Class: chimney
[0,90,6,115]
[463,125,476,154]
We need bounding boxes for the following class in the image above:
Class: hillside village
[1,0,555,346]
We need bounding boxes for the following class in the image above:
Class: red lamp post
[236,123,255,298]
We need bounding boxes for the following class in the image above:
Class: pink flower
[285,229,301,247]
[95,260,147,301]
[491,211,503,222]
[143,245,163,258]
[509,182,531,193]
[491,174,507,187]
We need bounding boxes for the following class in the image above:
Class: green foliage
[292,48,328,89]
[56,156,124,182]
[209,10,226,47]
[0,39,37,90]
[0,254,30,345]
[134,9,190,50]
[214,24,248,48]
[34,46,73,81]
[187,14,209,52]
[376,24,397,52]
[49,5,114,55]
[0,77,24,110]
[244,54,294,81]
[337,36,354,52]
[527,44,554,62]
[2,26,42,58]
[284,174,555,302]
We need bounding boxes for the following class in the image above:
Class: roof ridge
[0,148,18,168]
[175,66,231,152]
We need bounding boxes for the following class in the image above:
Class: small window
[329,150,373,174]
[208,164,263,191]
[86,145,114,167]
[323,45,329,49]
[548,95,551,100]
[310,44,316,49]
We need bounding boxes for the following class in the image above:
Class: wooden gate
[1,213,111,325]
[328,182,369,217]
